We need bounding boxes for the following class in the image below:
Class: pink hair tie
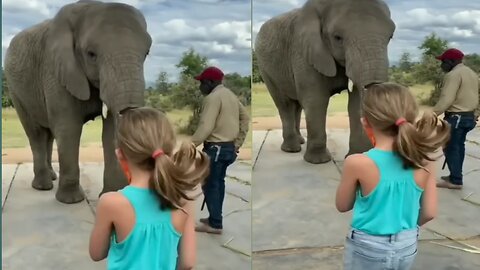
[395,118,407,126]
[152,149,164,159]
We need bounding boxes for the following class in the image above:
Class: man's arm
[433,71,461,115]
[191,95,221,146]
[234,101,250,151]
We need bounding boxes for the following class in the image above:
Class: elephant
[4,0,152,203]
[254,0,395,164]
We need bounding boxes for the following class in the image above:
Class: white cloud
[2,0,51,16]
[255,0,300,6]
[2,0,251,84]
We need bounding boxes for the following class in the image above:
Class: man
[433,48,479,189]
[191,66,250,234]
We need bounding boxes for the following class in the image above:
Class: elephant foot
[281,140,302,153]
[32,176,54,191]
[298,135,305,145]
[56,184,85,204]
[304,147,332,164]
[50,169,58,181]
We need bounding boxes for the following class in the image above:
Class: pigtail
[151,142,210,210]
[394,111,450,169]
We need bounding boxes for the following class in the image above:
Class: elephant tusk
[348,79,354,92]
[102,103,108,119]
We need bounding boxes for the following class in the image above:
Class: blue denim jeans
[343,227,419,270]
[443,112,477,185]
[202,142,237,229]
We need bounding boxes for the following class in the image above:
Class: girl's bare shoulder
[344,153,375,169]
[97,191,130,211]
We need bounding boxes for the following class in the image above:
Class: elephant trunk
[345,35,389,90]
[100,52,146,115]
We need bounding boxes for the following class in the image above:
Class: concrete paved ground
[252,127,480,270]
[2,160,251,270]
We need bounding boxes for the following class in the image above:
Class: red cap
[436,48,464,61]
[194,66,224,81]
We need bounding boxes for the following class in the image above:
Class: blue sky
[253,0,480,65]
[2,0,251,85]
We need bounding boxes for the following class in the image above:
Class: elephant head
[297,0,395,89]
[46,0,152,115]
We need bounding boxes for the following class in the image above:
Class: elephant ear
[297,6,337,77]
[47,2,93,101]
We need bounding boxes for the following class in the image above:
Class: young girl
[336,83,450,270]
[89,107,210,270]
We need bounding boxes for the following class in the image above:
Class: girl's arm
[335,154,361,212]
[89,192,116,261]
[177,201,196,270]
[418,161,438,226]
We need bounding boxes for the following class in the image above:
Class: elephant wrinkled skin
[255,0,395,164]
[4,0,152,203]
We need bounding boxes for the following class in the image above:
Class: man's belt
[204,141,234,147]
[445,111,474,117]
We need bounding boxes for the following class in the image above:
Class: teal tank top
[351,149,424,235]
[107,186,181,270]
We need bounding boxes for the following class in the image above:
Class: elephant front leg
[302,91,332,164]
[100,111,127,195]
[54,123,85,204]
[347,86,372,157]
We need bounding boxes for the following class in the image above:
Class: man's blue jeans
[443,112,477,185]
[202,142,237,229]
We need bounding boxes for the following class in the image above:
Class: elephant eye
[334,35,343,42]
[87,51,97,61]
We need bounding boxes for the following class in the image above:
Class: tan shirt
[433,63,479,116]
[191,84,250,149]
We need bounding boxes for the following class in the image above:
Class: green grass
[252,83,434,118]
[2,107,252,149]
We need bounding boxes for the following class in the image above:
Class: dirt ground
[2,115,349,164]
[2,145,252,164]
[253,113,350,130]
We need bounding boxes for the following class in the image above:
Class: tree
[418,33,449,58]
[155,71,171,95]
[464,54,480,73]
[169,74,204,134]
[224,72,251,105]
[252,49,263,83]
[176,48,208,77]
[2,67,13,108]
[398,52,414,72]
[414,33,449,105]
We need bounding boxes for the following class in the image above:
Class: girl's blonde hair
[362,83,450,169]
[116,107,210,210]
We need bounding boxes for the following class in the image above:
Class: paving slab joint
[226,191,249,203]
[466,153,480,160]
[253,245,344,257]
[253,130,269,170]
[2,163,21,212]
[466,139,479,146]
[224,208,250,218]
[226,175,251,186]
[424,228,480,244]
